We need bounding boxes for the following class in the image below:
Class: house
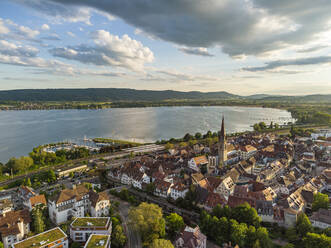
[310,209,331,229]
[17,186,35,204]
[239,145,257,160]
[170,182,189,200]
[203,193,227,212]
[214,176,235,199]
[70,217,112,242]
[84,234,111,248]
[89,191,110,217]
[154,180,173,198]
[0,199,14,215]
[0,210,31,248]
[11,227,68,248]
[188,156,208,172]
[175,226,207,248]
[23,194,47,211]
[48,184,90,225]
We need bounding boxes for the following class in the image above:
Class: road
[110,195,142,248]
[0,144,164,187]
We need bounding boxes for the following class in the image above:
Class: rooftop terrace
[71,217,110,227]
[84,234,110,248]
[13,227,66,248]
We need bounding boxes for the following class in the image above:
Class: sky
[0,0,331,95]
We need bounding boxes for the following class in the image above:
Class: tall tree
[112,225,127,248]
[129,202,166,246]
[166,213,185,238]
[312,192,329,212]
[296,213,312,237]
[149,239,174,248]
[32,208,45,234]
[303,233,331,248]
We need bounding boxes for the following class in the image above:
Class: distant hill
[0,88,330,103]
[0,88,240,102]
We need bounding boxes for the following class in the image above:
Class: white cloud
[37,0,331,58]
[66,31,75,37]
[41,24,50,31]
[0,19,10,34]
[50,30,154,71]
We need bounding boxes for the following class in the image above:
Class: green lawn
[13,228,66,248]
[85,234,110,248]
[71,217,109,227]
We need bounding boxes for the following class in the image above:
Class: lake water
[0,106,294,163]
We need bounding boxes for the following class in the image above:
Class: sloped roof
[0,209,31,237]
[29,194,47,207]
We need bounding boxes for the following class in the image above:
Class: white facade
[90,200,110,217]
[214,176,235,198]
[70,217,112,243]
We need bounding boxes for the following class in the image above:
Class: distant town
[0,117,330,248]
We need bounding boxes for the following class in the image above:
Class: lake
[0,106,294,163]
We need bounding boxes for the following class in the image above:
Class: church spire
[218,115,227,167]
[220,115,225,138]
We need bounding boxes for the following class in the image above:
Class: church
[218,116,227,167]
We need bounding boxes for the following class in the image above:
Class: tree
[165,143,174,150]
[312,192,329,212]
[269,122,273,129]
[231,203,261,227]
[166,213,185,238]
[195,132,202,139]
[0,241,4,248]
[283,244,295,248]
[69,171,74,178]
[6,156,33,174]
[32,208,45,234]
[47,170,57,183]
[230,220,248,248]
[26,177,32,187]
[255,227,272,248]
[112,225,127,248]
[296,213,312,237]
[129,202,166,245]
[179,142,187,148]
[303,233,331,248]
[149,239,174,248]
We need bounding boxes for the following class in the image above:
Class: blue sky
[0,0,331,95]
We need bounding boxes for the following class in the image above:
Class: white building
[214,176,235,199]
[188,156,208,172]
[84,234,111,248]
[70,217,112,243]
[89,191,111,217]
[48,185,90,225]
[239,145,257,160]
[154,180,173,198]
[0,210,31,248]
[12,227,68,248]
[170,182,189,200]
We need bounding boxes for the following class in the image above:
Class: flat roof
[12,227,66,248]
[84,234,110,248]
[71,217,110,227]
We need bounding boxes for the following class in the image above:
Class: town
[0,118,330,248]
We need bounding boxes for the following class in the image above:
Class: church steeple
[218,116,227,167]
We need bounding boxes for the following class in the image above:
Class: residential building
[214,176,235,198]
[175,226,207,248]
[23,194,47,211]
[84,234,111,248]
[170,182,189,200]
[11,227,68,248]
[89,191,110,217]
[70,217,112,242]
[154,180,173,198]
[188,155,208,172]
[0,210,31,248]
[0,199,14,215]
[48,185,90,225]
[310,209,331,229]
[239,145,257,160]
